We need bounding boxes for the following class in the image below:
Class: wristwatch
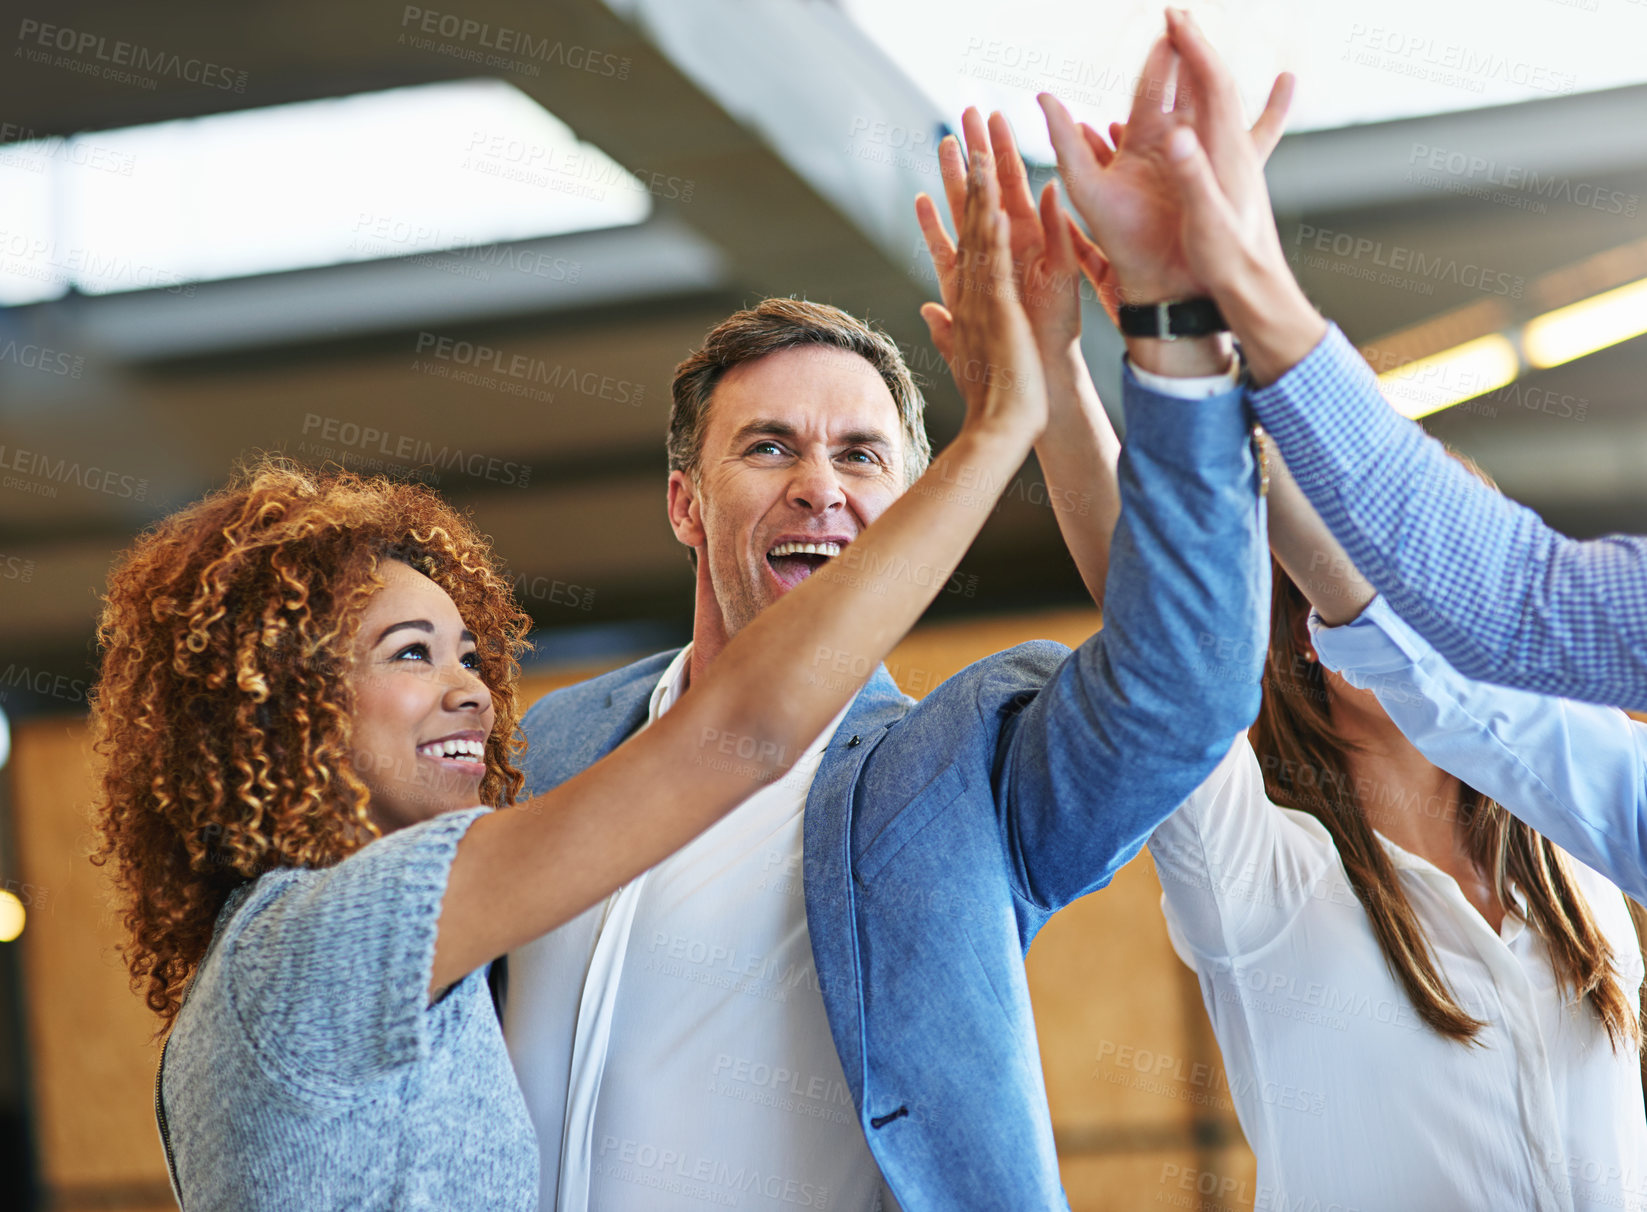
[1116,297,1229,340]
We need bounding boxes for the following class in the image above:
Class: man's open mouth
[766,539,845,589]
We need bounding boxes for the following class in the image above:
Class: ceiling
[1,0,1645,713]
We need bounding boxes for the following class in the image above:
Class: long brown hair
[1252,563,1640,1048]
[89,457,532,1025]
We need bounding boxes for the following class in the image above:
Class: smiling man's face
[667,344,908,643]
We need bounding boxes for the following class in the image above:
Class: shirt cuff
[1126,356,1241,400]
[1309,594,1431,682]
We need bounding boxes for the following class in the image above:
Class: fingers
[1039,181,1073,271]
[920,301,955,366]
[1166,9,1242,114]
[1063,211,1118,318]
[920,302,956,364]
[959,147,1013,305]
[1026,180,1079,311]
[1108,121,1126,153]
[961,107,995,184]
[988,111,1039,221]
[962,146,1005,253]
[1038,92,1103,207]
[938,134,968,231]
[1165,8,1248,178]
[1249,72,1295,162]
[1166,50,1194,129]
[914,193,958,302]
[1063,212,1109,284]
[1164,126,1240,285]
[1126,33,1178,138]
[959,111,1010,291]
[1077,122,1115,169]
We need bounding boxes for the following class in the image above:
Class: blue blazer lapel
[517,649,678,795]
[802,665,912,1105]
[589,679,661,760]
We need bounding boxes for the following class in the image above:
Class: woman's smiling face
[346,559,495,832]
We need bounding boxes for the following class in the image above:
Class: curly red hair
[89,457,532,1024]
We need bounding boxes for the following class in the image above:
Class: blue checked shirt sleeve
[1312,595,1647,901]
[1250,323,1647,709]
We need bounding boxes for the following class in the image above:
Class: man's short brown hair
[668,298,932,486]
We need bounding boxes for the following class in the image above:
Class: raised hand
[913,105,1123,609]
[1038,17,1293,309]
[944,144,1049,441]
[1156,7,1326,383]
[915,107,1109,364]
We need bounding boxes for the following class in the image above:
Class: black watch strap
[1117,297,1228,340]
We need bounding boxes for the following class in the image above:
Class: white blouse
[1150,713,1646,1209]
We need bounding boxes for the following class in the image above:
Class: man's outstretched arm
[973,27,1290,908]
[1156,8,1647,708]
[992,346,1268,911]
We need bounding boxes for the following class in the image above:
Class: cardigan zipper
[155,1034,184,1209]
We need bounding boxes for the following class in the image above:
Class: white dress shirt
[503,646,896,1212]
[1128,357,1242,398]
[1149,736,1647,1211]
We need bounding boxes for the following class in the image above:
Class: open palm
[915,107,1108,369]
[1040,32,1293,307]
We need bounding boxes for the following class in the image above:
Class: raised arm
[1158,8,1647,708]
[431,156,1047,993]
[1312,595,1647,902]
[981,29,1293,907]
[994,355,1269,909]
[1265,434,1647,896]
[1262,433,1375,627]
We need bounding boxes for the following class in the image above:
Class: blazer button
[847,735,861,748]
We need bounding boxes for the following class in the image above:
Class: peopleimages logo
[0,444,148,500]
[298,414,532,489]
[1342,23,1577,95]
[0,123,136,177]
[15,18,249,92]
[0,554,35,583]
[1290,223,1524,299]
[398,7,631,79]
[462,131,694,203]
[0,229,195,295]
[1408,143,1639,217]
[0,339,84,378]
[413,333,648,406]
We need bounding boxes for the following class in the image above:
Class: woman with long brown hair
[1148,445,1646,1211]
[87,162,1051,1211]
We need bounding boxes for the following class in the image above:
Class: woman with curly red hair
[96,441,1039,1207]
[86,149,1049,1212]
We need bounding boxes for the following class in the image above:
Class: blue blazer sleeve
[994,362,1268,911]
[1250,323,1647,709]
[1312,594,1647,902]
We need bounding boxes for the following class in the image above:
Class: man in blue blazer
[502,115,1270,1212]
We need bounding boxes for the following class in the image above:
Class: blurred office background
[1,1,1644,1208]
